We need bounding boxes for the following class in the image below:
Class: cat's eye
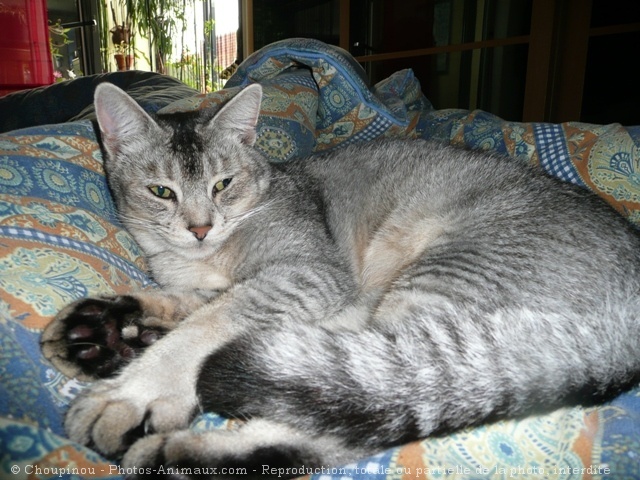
[148,185,175,200]
[214,178,232,194]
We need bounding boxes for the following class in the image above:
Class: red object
[0,0,54,96]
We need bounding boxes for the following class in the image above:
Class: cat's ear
[94,82,158,157]
[210,84,262,146]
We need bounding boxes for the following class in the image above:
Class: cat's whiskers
[118,213,172,234]
[227,196,293,226]
[226,205,267,226]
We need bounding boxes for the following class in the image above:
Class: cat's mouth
[183,233,225,256]
[190,239,214,251]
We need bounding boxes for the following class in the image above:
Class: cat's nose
[188,225,212,241]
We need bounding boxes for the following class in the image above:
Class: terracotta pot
[114,54,126,71]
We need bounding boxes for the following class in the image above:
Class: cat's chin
[183,244,218,259]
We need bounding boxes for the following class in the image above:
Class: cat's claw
[41,296,166,380]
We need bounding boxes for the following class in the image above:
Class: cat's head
[94,82,269,259]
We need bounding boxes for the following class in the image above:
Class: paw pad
[42,296,167,379]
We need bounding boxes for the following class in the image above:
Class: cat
[220,60,239,80]
[41,81,640,477]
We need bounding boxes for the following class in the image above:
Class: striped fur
[46,83,640,476]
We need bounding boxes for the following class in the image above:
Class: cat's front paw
[65,376,196,458]
[41,296,166,380]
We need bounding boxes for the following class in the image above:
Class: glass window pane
[253,0,340,51]
[582,32,640,125]
[590,0,640,28]
[349,0,531,57]
[361,44,528,121]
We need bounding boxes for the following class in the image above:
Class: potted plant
[49,20,72,79]
[123,0,188,74]
[109,3,133,70]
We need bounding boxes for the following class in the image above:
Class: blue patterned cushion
[0,121,154,476]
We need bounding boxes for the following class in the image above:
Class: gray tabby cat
[42,82,640,477]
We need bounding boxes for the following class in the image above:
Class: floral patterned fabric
[0,122,154,479]
[1,39,640,479]
[425,109,640,226]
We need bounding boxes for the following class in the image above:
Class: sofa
[1,38,639,479]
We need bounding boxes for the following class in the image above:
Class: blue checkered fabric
[533,123,584,186]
